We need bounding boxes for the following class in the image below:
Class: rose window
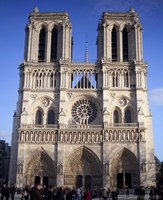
[71,99,97,125]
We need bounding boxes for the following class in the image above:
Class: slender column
[119,29,123,62]
[62,24,66,59]
[90,71,92,88]
[104,70,106,87]
[31,73,34,89]
[83,71,85,89]
[108,26,112,61]
[69,26,72,61]
[140,28,143,62]
[137,26,141,62]
[128,70,130,88]
[106,71,108,87]
[27,25,32,62]
[46,30,52,62]
[87,72,89,89]
[103,24,107,59]
[76,71,78,89]
[53,71,55,89]
[24,72,27,88]
[135,25,138,61]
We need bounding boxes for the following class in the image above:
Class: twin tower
[9,8,156,189]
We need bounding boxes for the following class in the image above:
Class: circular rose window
[71,99,97,125]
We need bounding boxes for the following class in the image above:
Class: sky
[0,0,163,161]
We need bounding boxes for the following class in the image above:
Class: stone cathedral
[9,8,156,189]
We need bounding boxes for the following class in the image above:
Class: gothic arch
[64,146,102,188]
[124,106,135,123]
[110,147,139,188]
[112,106,122,123]
[64,146,102,175]
[24,149,56,186]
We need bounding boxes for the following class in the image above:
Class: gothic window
[47,110,55,124]
[112,27,117,61]
[125,109,132,123]
[122,27,128,61]
[50,73,54,88]
[113,110,119,123]
[36,73,39,88]
[35,110,43,124]
[112,72,119,87]
[124,72,129,87]
[51,28,57,62]
[38,28,46,62]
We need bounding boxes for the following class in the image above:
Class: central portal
[76,175,92,190]
[64,146,102,189]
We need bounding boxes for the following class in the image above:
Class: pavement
[13,194,151,200]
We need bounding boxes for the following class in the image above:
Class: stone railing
[21,124,58,129]
[59,124,103,129]
[20,124,102,129]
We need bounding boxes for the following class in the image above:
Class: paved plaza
[13,194,151,200]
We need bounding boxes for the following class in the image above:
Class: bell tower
[24,7,72,63]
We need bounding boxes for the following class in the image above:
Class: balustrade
[18,126,145,144]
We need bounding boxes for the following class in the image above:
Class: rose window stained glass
[71,99,97,125]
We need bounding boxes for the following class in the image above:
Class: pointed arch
[25,149,56,186]
[113,107,121,123]
[64,146,102,188]
[35,109,43,125]
[38,28,46,62]
[51,27,58,62]
[122,27,128,61]
[110,147,139,188]
[47,109,55,124]
[124,108,132,123]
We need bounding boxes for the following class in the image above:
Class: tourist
[84,190,91,200]
[0,184,6,200]
[10,184,16,200]
[43,185,56,200]
[30,183,43,200]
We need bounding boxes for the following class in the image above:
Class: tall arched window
[48,110,55,124]
[35,110,43,124]
[125,109,132,123]
[114,110,119,123]
[38,28,46,62]
[122,27,128,61]
[124,72,129,87]
[51,28,57,62]
[112,27,117,61]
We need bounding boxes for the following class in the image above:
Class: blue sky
[0,0,163,161]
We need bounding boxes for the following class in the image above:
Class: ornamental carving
[42,98,50,107]
[30,94,37,100]
[118,97,127,107]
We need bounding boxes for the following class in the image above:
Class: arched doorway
[64,146,102,190]
[110,148,139,189]
[25,149,56,186]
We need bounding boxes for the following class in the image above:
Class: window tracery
[71,99,97,125]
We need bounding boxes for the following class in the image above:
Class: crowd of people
[1,183,163,200]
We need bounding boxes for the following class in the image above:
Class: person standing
[43,185,56,200]
[5,185,10,200]
[30,183,43,200]
[1,184,6,200]
[84,190,90,200]
[10,184,16,200]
